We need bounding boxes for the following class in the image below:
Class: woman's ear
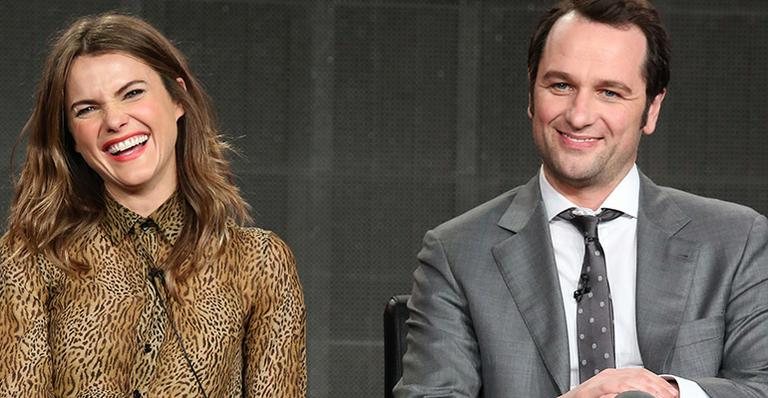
[176,77,187,91]
[174,77,187,120]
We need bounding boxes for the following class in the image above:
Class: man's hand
[559,368,680,398]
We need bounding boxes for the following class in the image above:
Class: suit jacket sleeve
[695,214,768,396]
[0,246,53,397]
[394,230,482,398]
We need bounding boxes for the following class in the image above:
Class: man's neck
[548,182,614,211]
[542,168,632,211]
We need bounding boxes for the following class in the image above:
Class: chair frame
[383,294,411,398]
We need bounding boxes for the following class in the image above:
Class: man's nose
[564,91,596,130]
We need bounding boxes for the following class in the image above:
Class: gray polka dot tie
[559,208,623,383]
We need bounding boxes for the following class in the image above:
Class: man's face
[529,12,665,197]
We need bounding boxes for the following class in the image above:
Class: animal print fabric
[0,193,306,397]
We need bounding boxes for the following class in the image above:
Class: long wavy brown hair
[4,13,251,295]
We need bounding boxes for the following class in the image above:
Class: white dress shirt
[539,165,708,397]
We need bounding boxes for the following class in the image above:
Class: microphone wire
[149,270,209,398]
[132,220,210,398]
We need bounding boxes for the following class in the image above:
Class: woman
[0,13,306,397]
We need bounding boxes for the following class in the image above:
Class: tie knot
[558,208,622,238]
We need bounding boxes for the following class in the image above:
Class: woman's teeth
[107,135,149,154]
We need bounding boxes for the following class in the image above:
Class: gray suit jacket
[395,173,768,397]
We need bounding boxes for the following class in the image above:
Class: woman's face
[65,51,185,203]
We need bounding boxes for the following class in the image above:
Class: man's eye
[602,90,620,98]
[552,82,570,91]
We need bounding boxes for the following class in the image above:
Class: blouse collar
[102,191,186,246]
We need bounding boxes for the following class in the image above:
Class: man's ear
[641,89,666,135]
[527,97,533,119]
[527,70,534,119]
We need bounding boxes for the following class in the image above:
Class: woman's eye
[74,106,96,117]
[124,88,145,99]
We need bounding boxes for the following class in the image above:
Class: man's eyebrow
[596,79,633,94]
[540,70,572,82]
[540,71,635,95]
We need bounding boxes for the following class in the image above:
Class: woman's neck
[106,184,177,217]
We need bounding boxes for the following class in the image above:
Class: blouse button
[133,390,142,398]
[143,343,152,354]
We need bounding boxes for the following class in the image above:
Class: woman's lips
[102,133,149,154]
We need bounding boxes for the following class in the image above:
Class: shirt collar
[102,191,186,245]
[539,164,639,221]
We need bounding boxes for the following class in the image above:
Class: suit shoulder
[651,185,767,241]
[430,185,526,239]
[658,185,762,222]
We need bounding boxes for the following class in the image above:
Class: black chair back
[383,294,411,398]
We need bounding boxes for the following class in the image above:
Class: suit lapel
[635,174,699,372]
[492,177,570,394]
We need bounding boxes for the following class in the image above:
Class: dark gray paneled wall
[1,1,766,397]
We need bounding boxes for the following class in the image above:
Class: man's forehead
[549,10,645,43]
[541,11,648,83]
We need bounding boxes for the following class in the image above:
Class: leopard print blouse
[0,194,306,397]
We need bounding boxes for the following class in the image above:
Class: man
[394,0,768,397]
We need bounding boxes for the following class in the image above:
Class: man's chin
[544,164,603,189]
